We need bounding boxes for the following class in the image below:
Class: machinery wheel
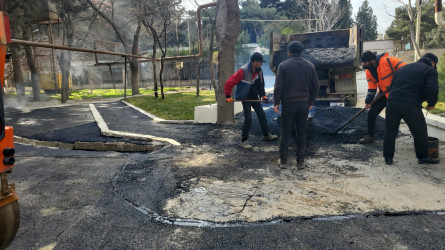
[0,200,20,250]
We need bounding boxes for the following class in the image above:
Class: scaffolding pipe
[10,2,217,63]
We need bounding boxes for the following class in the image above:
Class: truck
[270,25,363,106]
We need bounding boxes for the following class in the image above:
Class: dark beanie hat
[422,53,438,63]
[288,41,304,54]
[361,51,376,62]
[250,52,266,62]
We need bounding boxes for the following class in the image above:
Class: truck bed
[272,47,357,69]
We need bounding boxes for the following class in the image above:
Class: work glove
[226,97,234,103]
[262,96,269,104]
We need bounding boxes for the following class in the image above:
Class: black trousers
[383,100,429,160]
[279,101,309,162]
[241,101,269,141]
[367,95,387,137]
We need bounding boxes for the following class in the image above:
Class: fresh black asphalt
[4,100,445,249]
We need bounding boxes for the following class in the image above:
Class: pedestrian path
[6,100,226,151]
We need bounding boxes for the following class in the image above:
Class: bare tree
[86,0,142,96]
[395,0,422,59]
[215,0,240,123]
[288,0,347,32]
[140,0,182,99]
[51,0,92,103]
[7,2,26,105]
[9,25,25,105]
[208,14,217,90]
[18,1,40,102]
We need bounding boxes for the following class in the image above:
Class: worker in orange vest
[359,51,406,144]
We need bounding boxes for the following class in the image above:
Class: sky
[182,0,404,34]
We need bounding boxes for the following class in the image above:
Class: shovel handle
[233,99,273,103]
[331,92,387,134]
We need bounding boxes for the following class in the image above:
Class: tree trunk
[108,65,116,90]
[59,17,74,104]
[9,21,25,105]
[406,1,421,61]
[10,45,25,105]
[22,5,40,101]
[209,19,216,90]
[58,49,72,103]
[409,21,421,60]
[215,0,240,124]
[130,25,141,95]
[160,57,165,99]
[152,42,158,98]
[196,58,200,97]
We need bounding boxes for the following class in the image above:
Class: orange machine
[0,10,19,250]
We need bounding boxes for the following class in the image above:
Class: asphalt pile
[272,47,357,70]
[303,48,357,67]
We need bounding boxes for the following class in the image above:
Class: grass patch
[423,90,445,115]
[125,90,216,120]
[6,87,192,100]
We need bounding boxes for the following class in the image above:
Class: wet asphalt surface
[8,143,445,250]
[5,99,445,249]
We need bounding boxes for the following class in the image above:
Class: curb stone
[89,104,181,146]
[14,136,161,152]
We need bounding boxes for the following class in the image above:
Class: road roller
[0,8,19,250]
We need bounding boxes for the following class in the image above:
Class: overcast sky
[182,0,406,34]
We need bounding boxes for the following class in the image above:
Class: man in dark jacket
[225,52,278,149]
[383,53,440,165]
[273,41,319,169]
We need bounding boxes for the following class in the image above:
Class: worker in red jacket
[225,52,278,149]
[359,51,406,144]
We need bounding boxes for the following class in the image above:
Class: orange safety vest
[366,52,406,97]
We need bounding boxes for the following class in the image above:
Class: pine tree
[334,0,353,29]
[355,0,378,40]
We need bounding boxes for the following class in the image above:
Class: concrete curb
[121,100,197,125]
[89,104,181,146]
[423,109,445,142]
[14,136,162,152]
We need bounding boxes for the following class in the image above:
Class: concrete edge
[13,136,161,152]
[14,136,74,150]
[423,109,445,129]
[89,103,181,146]
[89,103,110,131]
[121,100,197,124]
[102,129,181,146]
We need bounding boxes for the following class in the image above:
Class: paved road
[7,144,445,249]
[4,79,445,249]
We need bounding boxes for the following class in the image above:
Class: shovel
[330,92,386,135]
[233,99,273,103]
[330,58,397,134]
[330,57,398,135]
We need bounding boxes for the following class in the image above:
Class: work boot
[297,160,305,169]
[418,157,440,164]
[278,158,287,169]
[359,135,375,144]
[239,140,253,150]
[263,134,278,141]
[385,158,393,165]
